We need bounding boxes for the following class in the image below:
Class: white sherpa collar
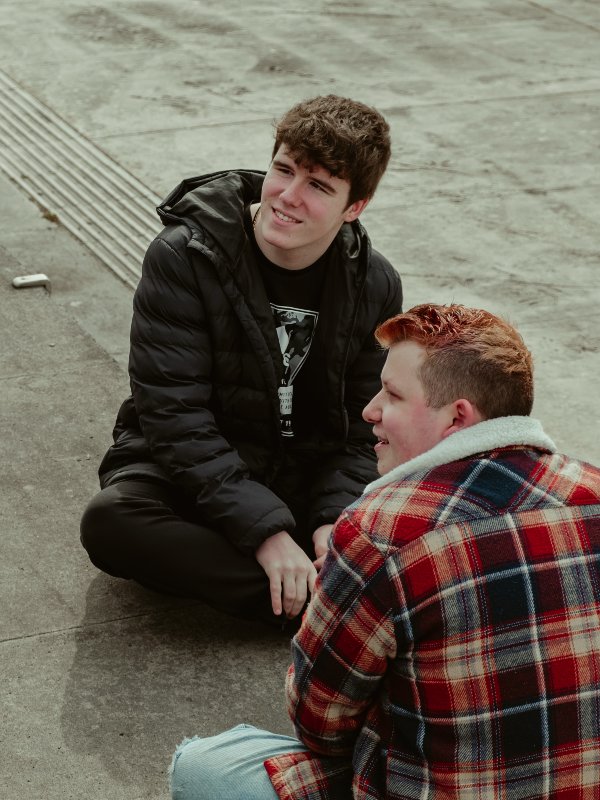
[364,416,557,495]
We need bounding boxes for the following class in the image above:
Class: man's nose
[363,392,382,422]
[279,178,303,206]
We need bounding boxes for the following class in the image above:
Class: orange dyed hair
[376,304,534,419]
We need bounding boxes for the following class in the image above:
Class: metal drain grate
[0,69,161,290]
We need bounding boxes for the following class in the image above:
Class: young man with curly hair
[80,95,403,625]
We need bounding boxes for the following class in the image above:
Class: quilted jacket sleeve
[308,260,403,530]
[128,233,295,553]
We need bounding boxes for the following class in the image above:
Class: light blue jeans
[169,724,309,799]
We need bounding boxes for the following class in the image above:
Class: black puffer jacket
[99,170,403,553]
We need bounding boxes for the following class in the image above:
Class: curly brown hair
[375,304,534,419]
[272,95,391,206]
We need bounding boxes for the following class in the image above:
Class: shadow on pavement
[60,573,292,795]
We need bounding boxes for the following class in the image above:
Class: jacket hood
[156,169,368,267]
[157,170,265,264]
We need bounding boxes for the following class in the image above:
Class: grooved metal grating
[0,69,161,290]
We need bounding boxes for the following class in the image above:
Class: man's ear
[441,399,483,439]
[343,198,369,222]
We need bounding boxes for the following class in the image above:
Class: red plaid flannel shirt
[265,428,600,799]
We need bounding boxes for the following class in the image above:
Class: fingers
[282,572,303,619]
[313,554,326,571]
[312,524,333,560]
[280,565,317,618]
[268,565,313,618]
[269,575,283,617]
[255,531,317,618]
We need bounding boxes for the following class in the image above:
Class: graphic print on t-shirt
[272,304,319,437]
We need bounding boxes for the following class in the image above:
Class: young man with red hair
[170,304,600,799]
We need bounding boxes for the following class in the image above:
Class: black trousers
[80,479,296,626]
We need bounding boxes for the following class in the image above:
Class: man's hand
[255,530,317,618]
[312,523,334,571]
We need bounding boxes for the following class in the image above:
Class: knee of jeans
[169,736,207,800]
[169,727,257,800]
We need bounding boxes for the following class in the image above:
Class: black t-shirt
[244,205,329,439]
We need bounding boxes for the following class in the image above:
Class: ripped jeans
[169,724,308,800]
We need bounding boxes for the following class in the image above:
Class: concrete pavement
[0,203,292,800]
[1,2,599,798]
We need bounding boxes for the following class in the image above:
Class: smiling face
[362,341,458,476]
[253,145,368,270]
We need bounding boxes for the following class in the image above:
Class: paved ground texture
[0,2,599,798]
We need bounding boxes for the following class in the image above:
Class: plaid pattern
[265,440,600,799]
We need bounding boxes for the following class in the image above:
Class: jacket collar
[364,416,557,494]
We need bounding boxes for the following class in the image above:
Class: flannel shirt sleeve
[285,511,397,756]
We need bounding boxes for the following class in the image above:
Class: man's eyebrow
[274,157,337,193]
[307,170,337,192]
